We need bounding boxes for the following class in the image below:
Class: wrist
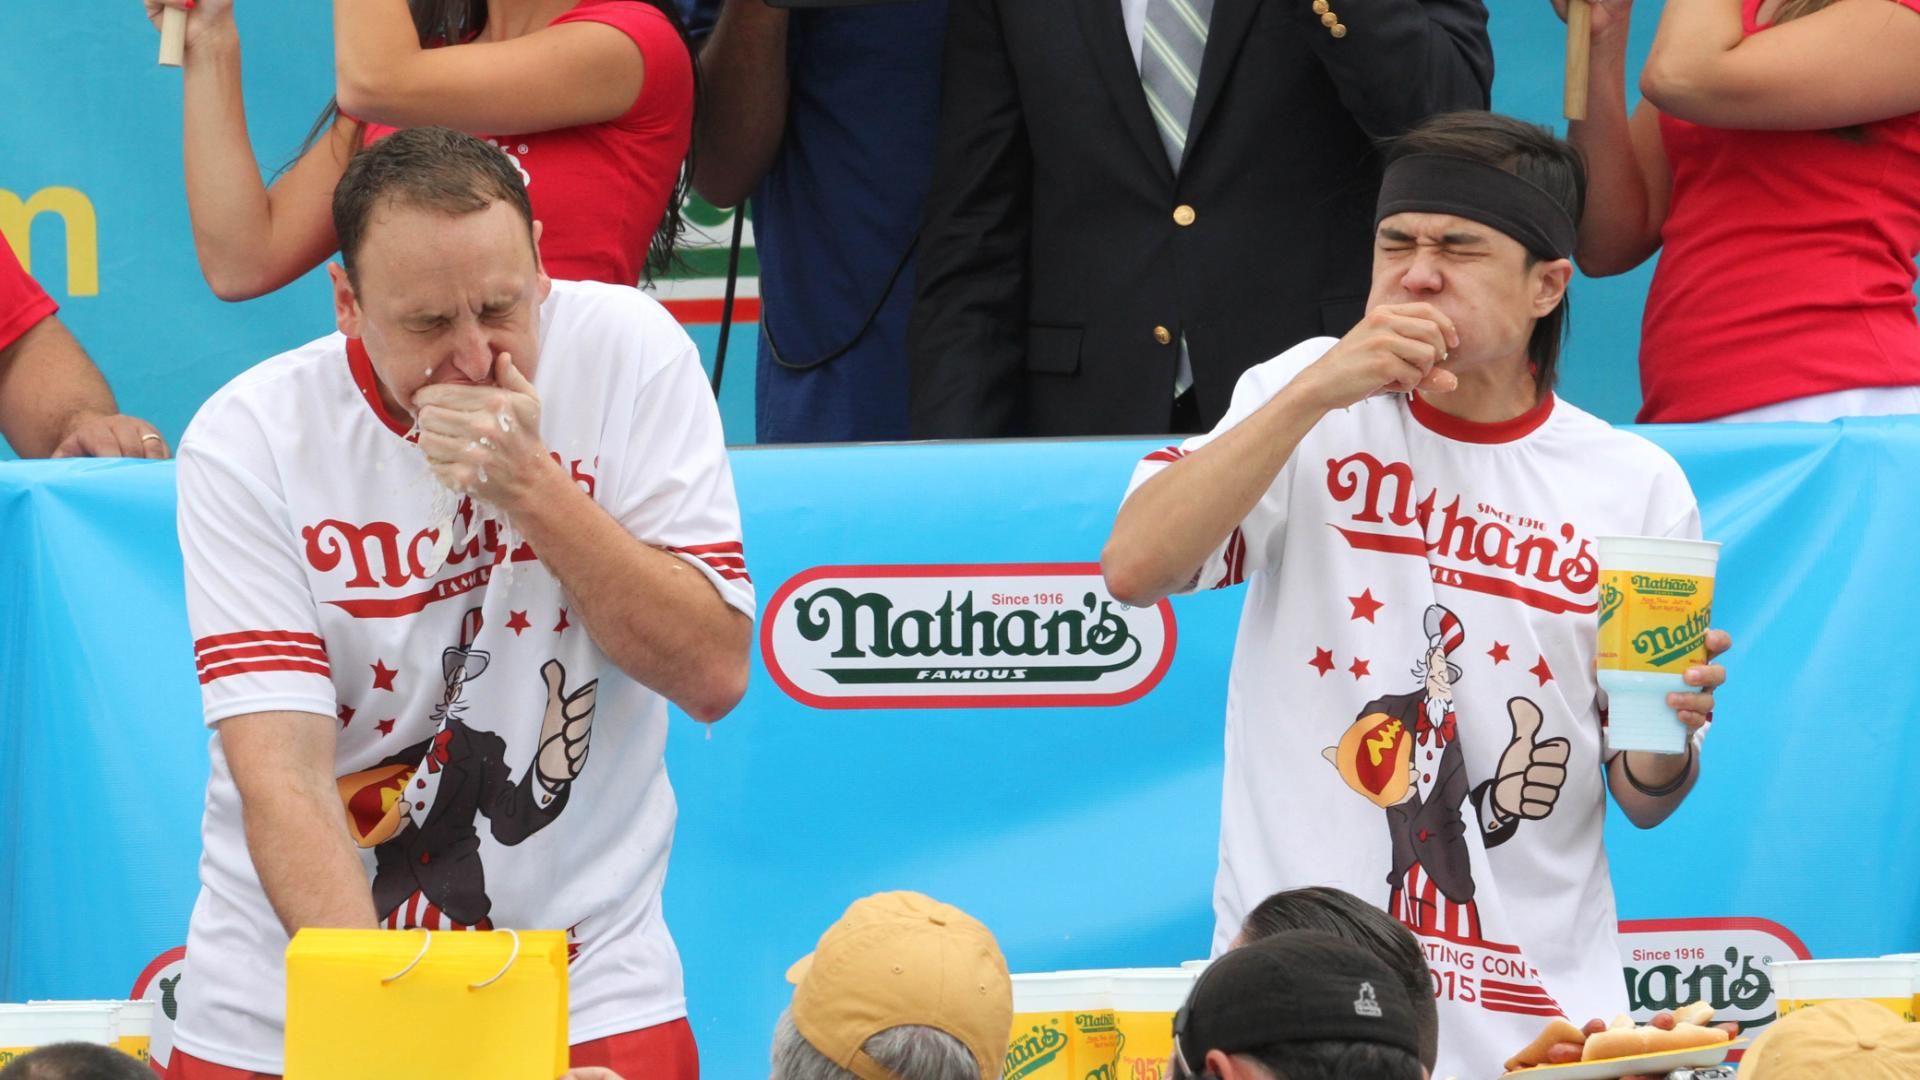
[499,452,582,529]
[1622,745,1694,796]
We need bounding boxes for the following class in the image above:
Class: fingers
[1703,628,1732,660]
[1378,303,1460,350]
[1533,736,1572,768]
[58,415,133,459]
[496,351,537,396]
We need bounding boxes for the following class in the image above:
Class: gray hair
[770,1008,982,1080]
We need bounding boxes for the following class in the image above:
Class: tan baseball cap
[1739,1000,1920,1079]
[786,891,1013,1080]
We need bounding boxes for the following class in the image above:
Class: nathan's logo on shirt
[1633,608,1712,667]
[1631,573,1699,598]
[1617,917,1811,1032]
[1323,452,1600,615]
[761,563,1175,709]
[1002,1022,1070,1079]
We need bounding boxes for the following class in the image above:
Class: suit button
[1153,325,1173,345]
[1321,11,1339,27]
[414,801,426,811]
[1173,204,1196,226]
[1331,22,1348,37]
[1313,0,1329,10]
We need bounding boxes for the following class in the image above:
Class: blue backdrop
[2,424,1917,1076]
[5,2,1700,452]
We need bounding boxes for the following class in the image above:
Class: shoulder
[1224,337,1338,413]
[541,279,700,384]
[1546,398,1699,513]
[180,334,347,461]
[553,1,687,54]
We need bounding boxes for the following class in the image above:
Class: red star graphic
[375,718,396,736]
[1308,647,1336,677]
[1530,655,1554,686]
[554,608,571,633]
[1488,642,1511,665]
[370,660,398,692]
[337,704,356,729]
[1349,657,1371,680]
[505,610,531,636]
[1347,588,1385,623]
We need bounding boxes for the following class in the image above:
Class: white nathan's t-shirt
[171,280,754,1073]
[1126,339,1701,1080]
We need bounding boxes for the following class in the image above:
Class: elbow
[203,266,273,303]
[1101,541,1164,610]
[688,148,761,211]
[1638,60,1705,121]
[683,654,749,725]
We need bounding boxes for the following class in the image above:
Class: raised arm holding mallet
[158,4,187,66]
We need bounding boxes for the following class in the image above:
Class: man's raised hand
[1293,303,1461,413]
[415,351,549,510]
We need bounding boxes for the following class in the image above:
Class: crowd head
[772,891,1012,1080]
[0,1043,151,1080]
[1173,931,1424,1080]
[1738,999,1920,1079]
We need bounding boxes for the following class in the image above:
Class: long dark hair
[293,0,696,284]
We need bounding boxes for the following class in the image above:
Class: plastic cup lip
[1595,535,1722,569]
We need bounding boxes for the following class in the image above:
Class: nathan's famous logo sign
[1617,917,1811,1035]
[762,564,1176,709]
[2,186,98,296]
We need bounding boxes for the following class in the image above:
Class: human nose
[1400,248,1444,294]
[447,321,493,381]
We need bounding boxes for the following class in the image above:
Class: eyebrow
[1378,227,1489,246]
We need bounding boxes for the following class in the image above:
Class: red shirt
[361,1,693,287]
[0,241,56,353]
[1638,0,1920,422]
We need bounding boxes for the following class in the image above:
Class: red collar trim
[1407,390,1555,445]
[345,337,418,440]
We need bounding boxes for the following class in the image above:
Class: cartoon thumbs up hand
[534,659,599,793]
[1491,696,1571,823]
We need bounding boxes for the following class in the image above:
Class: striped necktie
[1139,0,1216,171]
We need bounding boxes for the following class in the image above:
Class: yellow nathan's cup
[1112,970,1197,1080]
[1595,536,1720,755]
[1006,973,1112,1080]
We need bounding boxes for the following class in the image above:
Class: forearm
[0,319,118,458]
[180,24,282,300]
[1570,40,1659,275]
[1102,383,1326,606]
[690,0,790,208]
[507,462,750,722]
[1608,745,1700,828]
[241,780,377,935]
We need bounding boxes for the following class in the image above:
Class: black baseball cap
[1174,930,1421,1072]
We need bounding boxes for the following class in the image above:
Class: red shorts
[164,1017,698,1080]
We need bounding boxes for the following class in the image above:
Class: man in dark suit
[909,0,1493,437]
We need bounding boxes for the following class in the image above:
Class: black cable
[710,208,747,396]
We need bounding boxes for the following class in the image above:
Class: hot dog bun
[1503,1019,1588,1071]
[1673,1001,1716,1027]
[1580,1021,1731,1062]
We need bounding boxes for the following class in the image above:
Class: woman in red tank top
[1550,0,1920,422]
[142,0,696,298]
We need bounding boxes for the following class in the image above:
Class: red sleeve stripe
[195,641,330,674]
[670,541,745,556]
[669,543,752,583]
[1142,446,1189,464]
[194,629,325,652]
[198,658,333,686]
[1211,527,1248,590]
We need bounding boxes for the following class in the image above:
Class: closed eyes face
[330,199,551,418]
[1367,211,1567,379]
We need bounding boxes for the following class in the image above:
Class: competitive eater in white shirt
[170,126,751,1080]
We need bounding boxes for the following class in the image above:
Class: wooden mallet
[159,5,188,67]
[1565,0,1593,120]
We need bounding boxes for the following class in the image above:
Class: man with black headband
[1102,112,1733,1079]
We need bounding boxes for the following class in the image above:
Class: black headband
[1375,154,1578,260]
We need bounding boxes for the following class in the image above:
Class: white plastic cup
[1595,536,1720,755]
[0,1004,120,1066]
[1768,958,1916,1021]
